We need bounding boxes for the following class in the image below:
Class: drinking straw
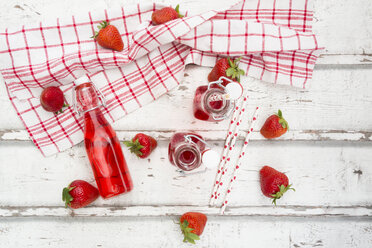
[209,93,249,206]
[220,107,260,214]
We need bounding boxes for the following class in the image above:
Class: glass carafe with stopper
[168,132,219,172]
[73,76,133,198]
[193,77,243,122]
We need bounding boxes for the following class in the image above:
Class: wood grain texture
[0,141,371,209]
[1,217,371,248]
[2,129,372,142]
[1,206,371,218]
[0,0,371,247]
[1,67,372,132]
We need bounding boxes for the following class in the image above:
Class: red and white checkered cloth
[0,0,322,156]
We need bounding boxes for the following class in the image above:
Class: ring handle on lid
[184,134,208,146]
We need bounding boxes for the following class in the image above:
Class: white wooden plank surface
[0,142,371,210]
[1,217,371,248]
[1,67,372,132]
[0,0,371,247]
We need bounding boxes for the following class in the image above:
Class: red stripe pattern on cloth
[0,0,322,156]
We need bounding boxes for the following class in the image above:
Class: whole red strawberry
[93,21,123,52]
[180,212,207,244]
[260,166,295,205]
[260,110,289,139]
[123,133,157,158]
[62,180,99,209]
[208,57,245,86]
[40,86,68,113]
[152,4,183,25]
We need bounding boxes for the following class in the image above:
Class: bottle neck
[75,83,101,114]
[173,143,202,171]
[203,88,230,117]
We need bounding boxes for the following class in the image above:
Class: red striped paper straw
[209,93,249,206]
[220,106,260,214]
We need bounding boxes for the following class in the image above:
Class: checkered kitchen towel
[0,0,322,156]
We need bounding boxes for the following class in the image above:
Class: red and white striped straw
[209,92,249,206]
[220,106,260,214]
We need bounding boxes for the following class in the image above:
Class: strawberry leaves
[62,185,75,208]
[175,4,184,18]
[180,220,200,244]
[54,103,69,115]
[271,184,295,205]
[276,109,289,130]
[123,139,144,157]
[92,21,110,39]
[225,57,245,82]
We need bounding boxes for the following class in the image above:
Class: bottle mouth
[73,80,107,114]
[173,144,202,171]
[203,88,231,117]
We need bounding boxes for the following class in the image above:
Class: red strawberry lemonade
[193,85,231,122]
[168,132,206,171]
[74,76,133,198]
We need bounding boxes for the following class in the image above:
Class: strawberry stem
[175,4,184,18]
[54,103,69,115]
[271,184,295,205]
[62,185,76,208]
[225,57,245,83]
[92,21,110,39]
[276,109,289,130]
[180,220,200,244]
[123,139,144,157]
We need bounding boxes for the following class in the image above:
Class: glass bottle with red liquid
[73,76,133,198]
[193,77,243,122]
[168,132,219,172]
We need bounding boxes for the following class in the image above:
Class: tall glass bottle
[73,76,133,199]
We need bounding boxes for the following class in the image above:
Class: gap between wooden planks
[1,129,372,142]
[0,205,371,217]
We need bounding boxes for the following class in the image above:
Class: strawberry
[208,57,245,86]
[62,180,99,209]
[260,166,295,205]
[180,212,207,244]
[260,110,289,139]
[123,133,157,159]
[151,4,183,25]
[40,86,68,113]
[93,21,124,52]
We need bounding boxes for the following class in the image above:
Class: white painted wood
[0,0,371,247]
[317,54,372,65]
[1,67,372,132]
[1,205,371,218]
[2,129,371,142]
[0,141,371,209]
[1,217,371,248]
